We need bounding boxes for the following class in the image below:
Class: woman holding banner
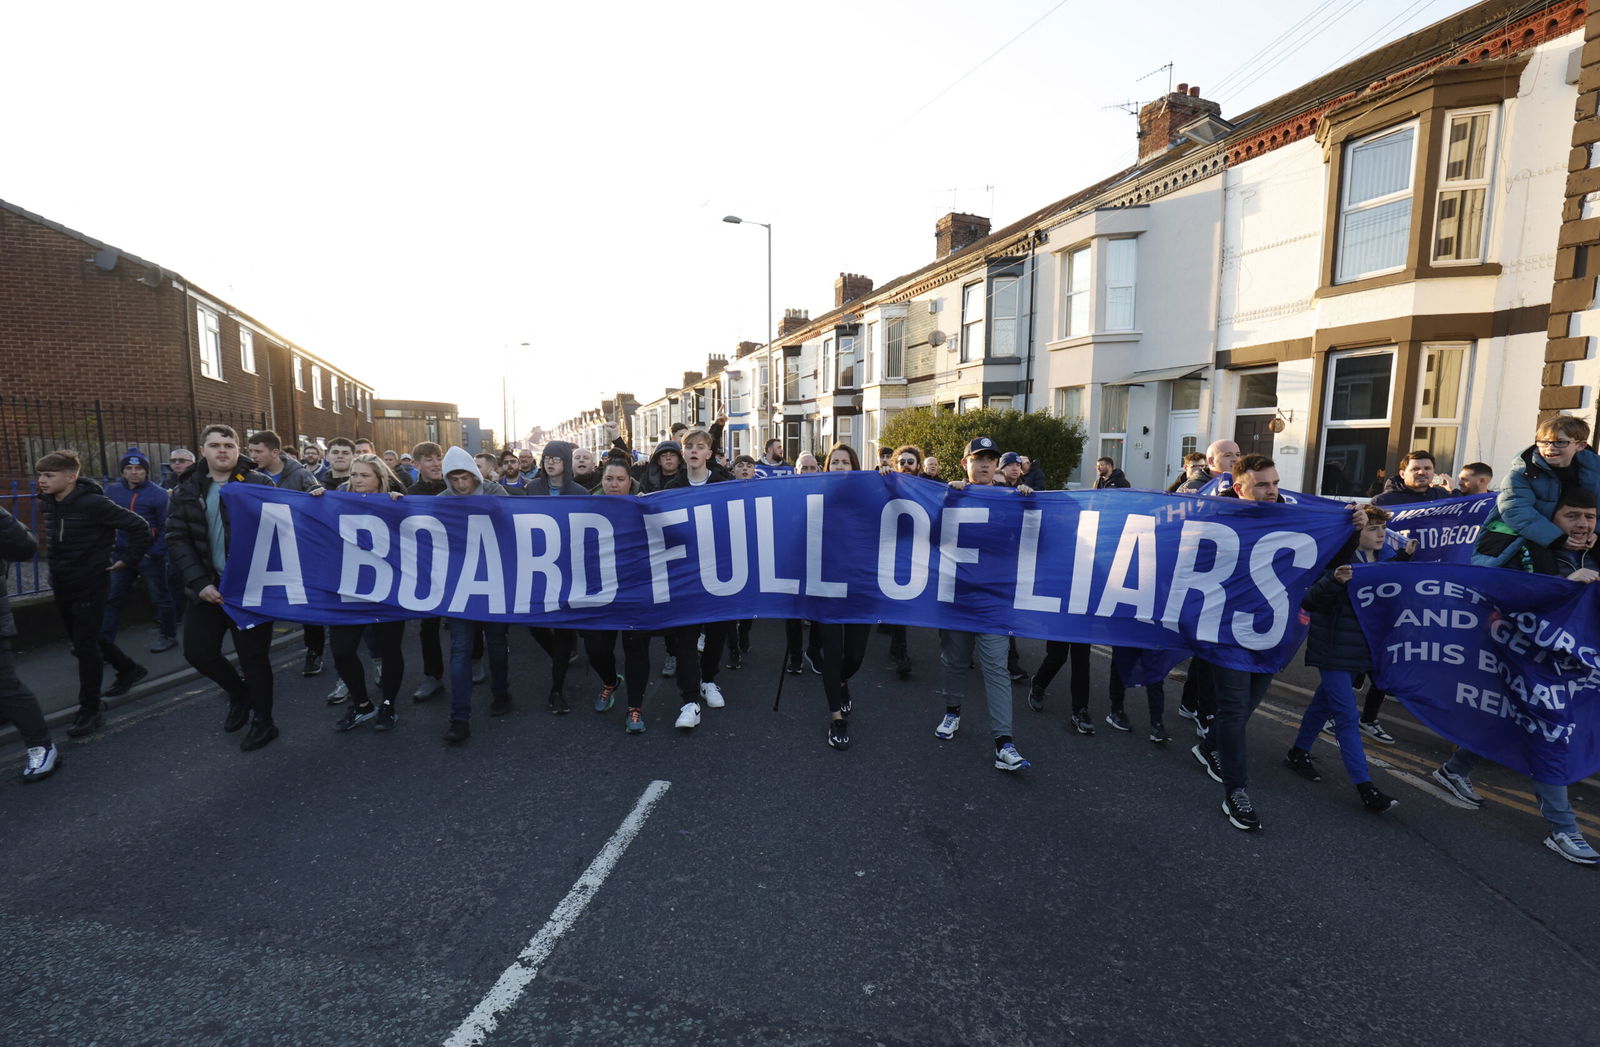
[816,443,872,751]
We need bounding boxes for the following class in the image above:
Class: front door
[1234,414,1276,460]
[1166,411,1199,486]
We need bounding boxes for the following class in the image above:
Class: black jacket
[0,507,37,639]
[662,461,733,489]
[1302,538,1413,673]
[524,440,586,496]
[640,441,685,493]
[40,477,152,590]
[165,465,275,600]
[1094,469,1131,490]
[407,478,448,496]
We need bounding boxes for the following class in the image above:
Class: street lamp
[502,341,530,449]
[724,215,771,454]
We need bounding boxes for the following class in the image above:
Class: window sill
[867,377,909,387]
[1317,262,1501,299]
[1046,330,1143,351]
[200,372,226,383]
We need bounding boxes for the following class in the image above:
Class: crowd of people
[1,413,1595,865]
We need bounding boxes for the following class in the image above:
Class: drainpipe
[177,278,199,444]
[1022,228,1044,411]
[1204,171,1228,447]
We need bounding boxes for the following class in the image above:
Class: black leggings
[529,627,577,689]
[584,630,651,705]
[332,621,405,708]
[1033,640,1090,712]
[818,622,870,714]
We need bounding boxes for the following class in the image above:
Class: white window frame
[1411,341,1470,473]
[1098,385,1128,469]
[885,318,905,379]
[957,395,980,414]
[197,306,223,381]
[311,364,325,408]
[1062,246,1090,338]
[293,355,305,392]
[821,338,833,395]
[863,322,877,386]
[1104,238,1137,332]
[837,334,857,389]
[1432,107,1498,266]
[1053,385,1086,421]
[1319,347,1398,495]
[1336,122,1418,284]
[330,374,341,414]
[239,327,256,374]
[837,415,854,445]
[989,275,1021,357]
[960,282,984,363]
[988,395,1013,412]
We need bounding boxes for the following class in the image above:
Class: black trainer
[894,656,912,678]
[1284,748,1322,782]
[443,719,471,745]
[240,717,279,752]
[726,648,743,670]
[302,651,323,676]
[335,704,377,732]
[374,701,397,732]
[840,682,852,718]
[1223,789,1262,831]
[1027,685,1046,713]
[223,699,249,734]
[66,707,105,738]
[827,718,851,751]
[489,693,513,717]
[549,689,571,715]
[1359,783,1398,813]
[1069,711,1096,736]
[1192,743,1223,784]
[104,665,148,698]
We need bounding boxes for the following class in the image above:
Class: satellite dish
[929,330,947,347]
[93,248,119,272]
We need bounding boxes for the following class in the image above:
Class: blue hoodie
[107,449,169,558]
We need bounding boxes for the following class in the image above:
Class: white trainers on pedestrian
[994,742,1031,772]
[412,676,443,700]
[934,713,960,740]
[675,702,701,730]
[21,743,59,782]
[1544,831,1600,864]
[1321,717,1337,737]
[1431,766,1485,808]
[327,679,349,704]
[700,681,725,708]
[1358,719,1396,744]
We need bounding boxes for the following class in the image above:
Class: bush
[880,408,1085,489]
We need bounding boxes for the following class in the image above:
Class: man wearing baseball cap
[932,436,1034,772]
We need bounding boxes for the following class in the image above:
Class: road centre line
[443,779,672,1047]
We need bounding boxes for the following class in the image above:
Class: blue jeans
[102,553,176,643]
[938,630,1013,740]
[1202,664,1270,792]
[1444,749,1577,835]
[449,618,508,722]
[1293,669,1370,785]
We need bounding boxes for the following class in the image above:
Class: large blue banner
[1379,493,1493,563]
[1350,562,1600,784]
[218,473,1359,673]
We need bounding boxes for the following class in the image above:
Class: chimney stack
[682,371,703,388]
[706,354,728,376]
[936,213,990,258]
[735,340,761,357]
[834,272,874,307]
[1137,82,1221,161]
[777,308,810,338]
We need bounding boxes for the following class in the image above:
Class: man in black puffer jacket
[35,450,152,738]
[166,424,280,751]
[1,506,59,780]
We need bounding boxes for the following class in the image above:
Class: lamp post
[723,215,771,453]
[502,341,530,449]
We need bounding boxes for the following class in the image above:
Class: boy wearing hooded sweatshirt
[35,450,153,737]
[439,446,513,743]
[639,440,685,494]
[102,448,178,657]
[523,440,585,713]
[661,428,735,730]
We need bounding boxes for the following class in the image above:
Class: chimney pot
[1137,81,1220,161]
[1176,82,1188,95]
[1190,85,1200,97]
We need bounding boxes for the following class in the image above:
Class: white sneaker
[675,702,701,730]
[327,680,349,702]
[935,713,960,740]
[700,681,725,708]
[1545,831,1600,864]
[22,743,59,782]
[412,676,442,700]
[994,742,1031,772]
[1358,719,1396,744]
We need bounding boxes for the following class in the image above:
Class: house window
[1433,109,1495,264]
[1105,239,1137,331]
[1053,385,1085,420]
[957,395,980,414]
[989,275,1021,356]
[364,390,373,422]
[821,338,833,395]
[837,415,854,445]
[1099,385,1129,467]
[1238,370,1279,409]
[1411,342,1468,475]
[784,420,802,463]
[1170,378,1201,412]
[988,395,1013,412]
[784,353,800,401]
[197,306,223,380]
[1062,246,1090,338]
[311,365,325,408]
[1336,124,1416,283]
[885,319,905,379]
[864,323,877,385]
[837,334,857,388]
[1320,348,1396,496]
[330,374,341,415]
[239,328,256,374]
[960,282,983,362]
[758,363,771,411]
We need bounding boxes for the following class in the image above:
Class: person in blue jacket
[102,449,178,657]
[1472,414,1600,567]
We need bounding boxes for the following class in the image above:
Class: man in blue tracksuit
[102,449,178,657]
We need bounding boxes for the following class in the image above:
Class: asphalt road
[2,623,1596,1047]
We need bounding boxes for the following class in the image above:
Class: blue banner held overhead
[218,473,1358,674]
[1350,561,1600,784]
[1379,493,1494,564]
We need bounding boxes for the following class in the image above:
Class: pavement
[2,623,1597,1046]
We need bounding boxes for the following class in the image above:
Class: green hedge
[880,408,1085,489]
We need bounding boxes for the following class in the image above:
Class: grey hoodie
[440,445,508,497]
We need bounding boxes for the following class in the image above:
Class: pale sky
[3,0,1476,440]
